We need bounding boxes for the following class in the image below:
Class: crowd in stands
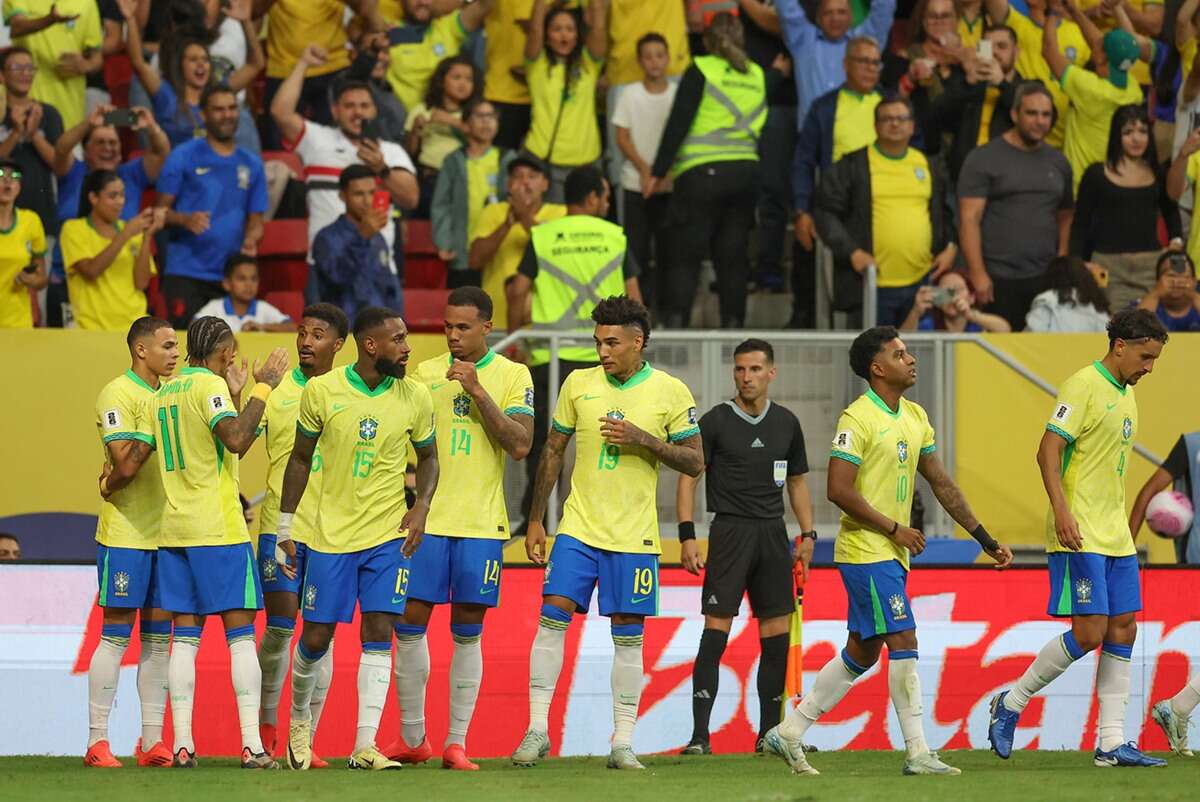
[1,0,1199,336]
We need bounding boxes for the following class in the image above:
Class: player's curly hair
[302,303,350,339]
[849,326,900,381]
[591,296,651,348]
[1107,308,1168,348]
[186,315,234,366]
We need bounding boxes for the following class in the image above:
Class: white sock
[229,637,265,753]
[1005,632,1085,713]
[87,633,129,747]
[310,639,334,734]
[1170,672,1200,718]
[136,631,170,746]
[446,630,483,749]
[611,626,644,749]
[529,614,569,733]
[289,642,324,722]
[393,631,430,747]
[779,650,864,742]
[257,625,293,727]
[888,653,928,758]
[168,636,200,754]
[355,649,393,753]
[1096,645,1132,752]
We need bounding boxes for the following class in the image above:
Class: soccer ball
[1145,491,1194,538]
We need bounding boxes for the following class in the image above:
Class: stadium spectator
[156,86,267,326]
[204,0,263,150]
[612,33,675,316]
[0,158,47,328]
[61,170,164,331]
[777,0,897,125]
[270,44,419,292]
[1024,255,1110,331]
[1167,128,1200,267]
[347,32,408,143]
[0,47,62,256]
[385,0,494,114]
[6,0,102,129]
[1130,426,1200,564]
[1071,104,1181,312]
[958,82,1072,331]
[311,164,404,321]
[813,96,956,327]
[1173,0,1200,159]
[1075,0,1161,91]
[957,0,987,47]
[484,0,535,150]
[791,36,883,328]
[432,99,514,287]
[468,156,564,327]
[194,255,295,332]
[0,533,19,560]
[900,270,1011,332]
[406,55,482,215]
[1137,252,1200,332]
[887,0,965,144]
[523,0,609,203]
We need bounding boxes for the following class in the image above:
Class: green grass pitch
[1,751,1193,802]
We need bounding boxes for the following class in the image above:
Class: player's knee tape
[394,623,427,640]
[1101,642,1133,661]
[841,648,871,677]
[612,623,644,646]
[173,625,202,647]
[450,622,483,643]
[1061,631,1087,661]
[539,604,572,630]
[101,623,133,646]
[297,641,328,663]
[362,640,391,656]
[266,615,296,632]
[224,623,256,645]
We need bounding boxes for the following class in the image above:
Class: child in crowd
[406,55,482,215]
[194,255,294,332]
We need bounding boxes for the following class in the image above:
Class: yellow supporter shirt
[1006,8,1091,148]
[135,367,248,548]
[958,13,985,49]
[833,90,881,162]
[830,389,937,570]
[297,365,436,554]
[61,218,153,332]
[0,208,46,329]
[1061,65,1143,194]
[472,200,567,326]
[486,0,535,105]
[869,145,933,288]
[606,0,690,85]
[266,0,350,79]
[406,103,465,170]
[416,350,534,538]
[4,0,100,128]
[1077,0,1159,85]
[465,147,502,247]
[95,370,163,550]
[525,50,603,166]
[551,363,698,555]
[1185,151,1200,264]
[258,368,323,540]
[1183,38,1198,84]
[1044,362,1138,556]
[387,13,469,113]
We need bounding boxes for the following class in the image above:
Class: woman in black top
[1070,104,1183,311]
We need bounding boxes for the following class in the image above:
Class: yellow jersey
[525,50,603,166]
[833,89,880,162]
[266,0,350,79]
[606,0,690,85]
[1005,8,1091,148]
[416,350,534,539]
[297,365,436,554]
[1186,151,1200,264]
[868,145,933,288]
[958,13,985,49]
[1043,361,1138,557]
[830,390,936,570]
[95,370,163,550]
[1077,0,1158,85]
[551,363,698,554]
[0,208,46,329]
[387,13,470,112]
[1061,66,1143,195]
[135,367,248,548]
[485,0,535,104]
[258,368,323,541]
[472,200,567,326]
[5,0,101,128]
[61,218,154,332]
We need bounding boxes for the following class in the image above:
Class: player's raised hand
[680,538,704,576]
[985,542,1014,569]
[891,524,926,556]
[525,520,548,565]
[1054,507,1083,551]
[225,356,249,398]
[398,502,429,557]
[253,347,290,388]
[446,359,481,394]
[599,415,649,447]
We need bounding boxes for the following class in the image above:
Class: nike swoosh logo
[1106,403,1118,411]
[281,399,298,407]
[1096,755,1118,766]
[879,428,890,435]
[333,404,346,411]
[431,382,449,390]
[583,394,600,400]
[391,596,405,604]
[478,587,496,595]
[629,596,650,604]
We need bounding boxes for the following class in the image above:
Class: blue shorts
[1047,552,1142,617]
[837,560,915,639]
[543,534,659,617]
[257,534,312,596]
[96,544,161,610]
[157,542,263,616]
[407,534,504,607]
[301,538,410,624]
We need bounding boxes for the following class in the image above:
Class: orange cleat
[135,739,172,767]
[260,723,278,756]
[83,740,122,768]
[442,744,479,771]
[382,736,433,764]
[310,753,329,769]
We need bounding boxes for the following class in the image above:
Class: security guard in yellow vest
[507,164,642,531]
[651,12,768,328]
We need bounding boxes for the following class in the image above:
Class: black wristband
[678,521,696,543]
[970,523,1000,552]
[800,530,818,542]
[888,520,899,535]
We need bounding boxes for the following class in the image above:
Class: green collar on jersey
[180,366,213,376]
[1093,360,1126,394]
[124,368,157,393]
[291,367,308,387]
[447,349,496,369]
[345,364,394,396]
[606,360,652,390]
[866,387,902,419]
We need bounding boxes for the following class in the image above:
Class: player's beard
[376,356,407,379]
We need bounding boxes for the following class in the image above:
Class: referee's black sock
[690,628,728,744]
[757,633,790,739]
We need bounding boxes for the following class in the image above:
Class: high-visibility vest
[674,54,767,176]
[527,214,628,366]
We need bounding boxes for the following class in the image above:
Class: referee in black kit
[678,338,816,755]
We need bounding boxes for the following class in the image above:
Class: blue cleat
[1093,742,1167,768]
[988,691,1020,759]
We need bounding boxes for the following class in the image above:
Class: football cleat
[287,719,312,770]
[171,747,197,769]
[511,728,551,767]
[988,691,1020,759]
[348,745,403,771]
[442,744,479,771]
[241,747,278,770]
[310,753,329,769]
[1151,700,1194,757]
[762,726,819,776]
[83,740,122,768]
[382,736,433,764]
[903,751,961,776]
[1093,742,1168,768]
[680,740,712,756]
[259,723,277,755]
[135,739,172,767]
[606,745,645,770]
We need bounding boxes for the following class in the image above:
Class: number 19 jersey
[95,370,163,549]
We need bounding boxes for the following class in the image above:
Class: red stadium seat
[404,288,449,333]
[406,219,437,254]
[265,290,305,322]
[404,219,446,288]
[262,150,304,179]
[146,274,167,320]
[104,53,131,107]
[258,219,308,257]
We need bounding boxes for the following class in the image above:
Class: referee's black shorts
[701,515,793,619]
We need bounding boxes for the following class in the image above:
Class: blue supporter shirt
[51,157,153,279]
[151,82,204,148]
[157,139,267,283]
[310,215,403,321]
[1155,301,1200,332]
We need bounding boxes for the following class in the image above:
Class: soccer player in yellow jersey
[386,287,533,770]
[510,296,703,771]
[113,315,289,769]
[253,303,348,766]
[280,306,439,772]
[989,309,1168,768]
[765,326,1011,777]
[86,317,178,770]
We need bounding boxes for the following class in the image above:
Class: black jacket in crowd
[929,67,1022,181]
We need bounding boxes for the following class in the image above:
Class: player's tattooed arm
[916,452,979,531]
[599,418,704,477]
[212,348,289,455]
[399,441,440,557]
[828,456,926,555]
[102,440,154,495]
[525,428,570,564]
[447,359,534,459]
